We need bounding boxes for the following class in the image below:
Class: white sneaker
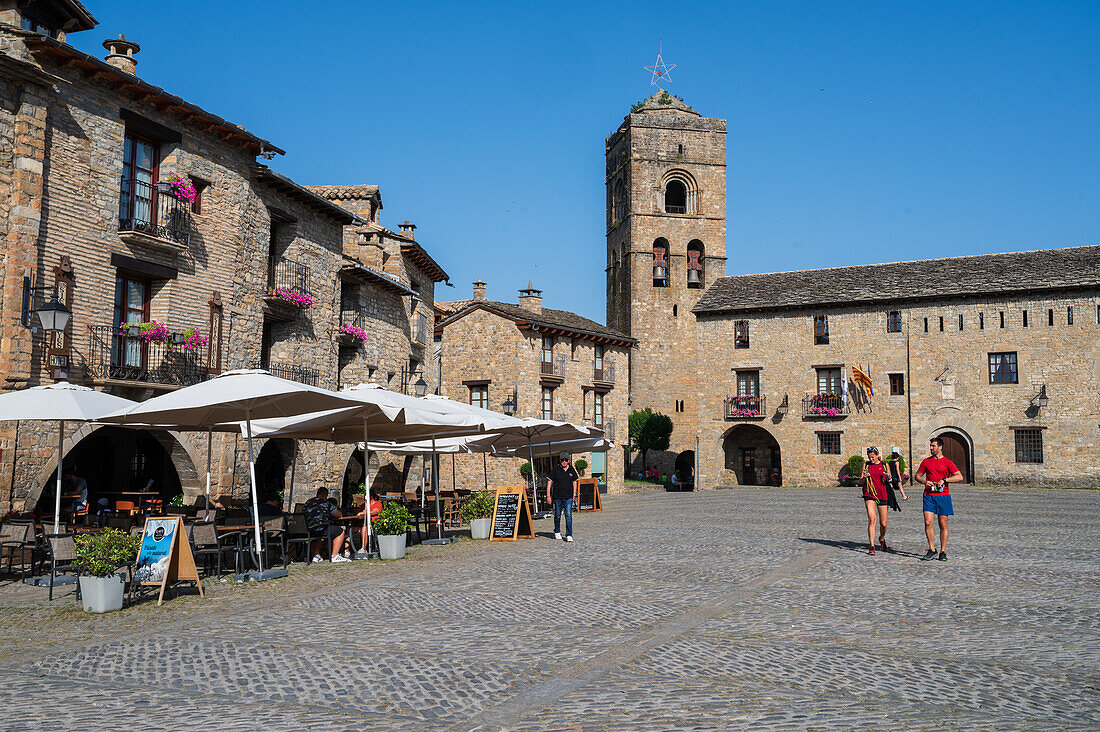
[331,554,350,563]
[343,550,351,558]
[311,555,323,563]
[554,532,562,540]
[566,536,574,543]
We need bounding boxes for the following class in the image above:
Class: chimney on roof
[399,220,416,240]
[102,34,139,75]
[472,278,486,302]
[518,281,542,314]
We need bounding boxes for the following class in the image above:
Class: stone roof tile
[441,300,635,344]
[694,245,1100,315]
[306,184,380,200]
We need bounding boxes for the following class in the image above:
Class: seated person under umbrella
[351,494,383,557]
[304,487,349,563]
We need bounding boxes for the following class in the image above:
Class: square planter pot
[378,533,406,559]
[470,518,491,540]
[78,573,125,613]
[126,325,142,337]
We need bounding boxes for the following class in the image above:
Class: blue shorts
[923,493,954,516]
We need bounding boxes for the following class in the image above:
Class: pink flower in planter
[175,326,209,352]
[273,287,314,308]
[163,172,196,204]
[339,323,368,342]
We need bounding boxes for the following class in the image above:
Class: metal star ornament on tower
[645,44,676,86]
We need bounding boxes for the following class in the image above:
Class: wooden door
[741,448,756,485]
[939,432,970,483]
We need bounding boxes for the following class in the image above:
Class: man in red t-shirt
[914,437,963,561]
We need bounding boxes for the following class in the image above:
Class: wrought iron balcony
[665,204,686,214]
[337,308,366,346]
[86,324,209,388]
[593,363,616,384]
[540,357,565,378]
[265,258,313,314]
[118,177,192,250]
[415,313,429,345]
[802,393,850,418]
[724,395,766,419]
[256,361,319,386]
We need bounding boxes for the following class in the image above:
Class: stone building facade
[605,90,727,478]
[606,91,1100,489]
[437,281,633,495]
[0,1,449,513]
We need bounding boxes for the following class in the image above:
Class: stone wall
[694,292,1100,489]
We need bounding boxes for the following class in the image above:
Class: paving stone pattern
[0,487,1097,731]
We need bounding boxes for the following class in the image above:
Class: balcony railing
[267,257,312,297]
[593,363,615,383]
[724,395,766,419]
[665,204,686,214]
[87,324,208,387]
[540,357,565,377]
[802,393,850,418]
[118,177,192,248]
[257,361,319,386]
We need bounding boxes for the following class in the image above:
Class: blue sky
[74,1,1100,322]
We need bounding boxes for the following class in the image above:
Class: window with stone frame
[594,344,604,373]
[1014,428,1043,463]
[818,432,841,455]
[119,132,159,233]
[541,386,554,419]
[664,179,687,213]
[888,373,905,396]
[737,370,760,397]
[734,320,750,348]
[469,384,488,410]
[988,352,1018,384]
[190,176,209,215]
[886,311,902,333]
[571,338,579,361]
[813,315,829,345]
[542,335,553,364]
[652,239,669,287]
[612,178,627,223]
[593,391,605,428]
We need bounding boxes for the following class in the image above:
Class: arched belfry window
[662,170,698,214]
[652,238,669,287]
[613,179,627,223]
[687,240,705,288]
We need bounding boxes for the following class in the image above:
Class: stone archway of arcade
[721,424,783,487]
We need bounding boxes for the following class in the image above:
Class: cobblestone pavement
[1,487,1097,731]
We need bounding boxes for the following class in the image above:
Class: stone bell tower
[605,89,727,472]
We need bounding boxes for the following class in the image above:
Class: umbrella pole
[244,410,265,574]
[204,429,212,511]
[527,436,539,513]
[286,442,296,513]
[451,453,456,492]
[482,452,488,491]
[361,419,372,558]
[434,441,443,540]
[53,420,64,534]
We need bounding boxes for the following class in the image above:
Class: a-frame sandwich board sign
[490,485,535,540]
[134,516,203,606]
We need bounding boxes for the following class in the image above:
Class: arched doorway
[722,424,782,486]
[674,450,695,491]
[254,439,291,504]
[36,426,186,519]
[933,430,971,483]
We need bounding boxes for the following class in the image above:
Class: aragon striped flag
[852,364,874,396]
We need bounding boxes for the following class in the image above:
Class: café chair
[115,500,138,517]
[44,533,80,602]
[285,513,312,563]
[260,516,288,570]
[189,522,239,577]
[0,522,38,581]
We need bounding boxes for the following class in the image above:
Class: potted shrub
[373,501,413,559]
[74,528,140,613]
[519,461,532,487]
[844,455,866,487]
[459,489,495,539]
[574,458,589,476]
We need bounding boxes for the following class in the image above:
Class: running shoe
[311,555,323,563]
[879,540,890,552]
[565,536,574,543]
[868,546,876,556]
[920,549,937,561]
[554,532,562,540]
[331,554,350,563]
[937,552,948,562]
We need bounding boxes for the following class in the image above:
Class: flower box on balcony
[338,323,368,344]
[271,287,314,309]
[803,393,849,418]
[119,320,169,343]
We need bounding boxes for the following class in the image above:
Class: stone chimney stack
[399,220,416,240]
[472,278,486,302]
[103,35,140,75]
[517,281,543,314]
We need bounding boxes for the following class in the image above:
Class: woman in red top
[860,446,891,555]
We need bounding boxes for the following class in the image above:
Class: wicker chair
[44,533,80,601]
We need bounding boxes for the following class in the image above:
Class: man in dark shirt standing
[547,452,579,542]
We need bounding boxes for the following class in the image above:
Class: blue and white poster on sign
[134,518,176,583]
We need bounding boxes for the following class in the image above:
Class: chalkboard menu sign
[490,485,534,541]
[576,477,602,512]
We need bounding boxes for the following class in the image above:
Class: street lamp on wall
[776,394,790,415]
[35,295,71,333]
[502,390,517,416]
[1031,384,1049,410]
[413,375,428,397]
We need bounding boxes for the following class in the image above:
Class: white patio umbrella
[245,384,505,553]
[98,369,363,576]
[0,383,136,534]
